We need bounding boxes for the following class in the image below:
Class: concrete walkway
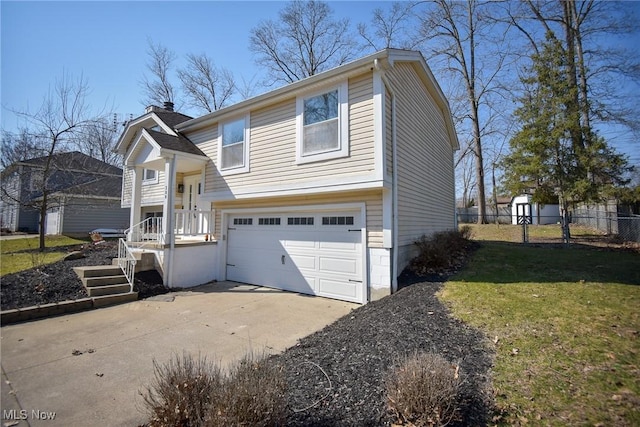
[0,282,357,426]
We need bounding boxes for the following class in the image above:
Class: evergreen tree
[501,33,629,243]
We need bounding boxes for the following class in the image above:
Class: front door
[183,175,201,211]
[181,175,202,235]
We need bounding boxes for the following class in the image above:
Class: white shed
[511,194,561,225]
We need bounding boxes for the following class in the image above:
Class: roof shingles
[145,129,206,157]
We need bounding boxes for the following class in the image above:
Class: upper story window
[296,81,349,164]
[219,115,250,175]
[29,170,44,191]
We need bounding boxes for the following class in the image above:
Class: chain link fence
[457,206,640,243]
[573,206,640,243]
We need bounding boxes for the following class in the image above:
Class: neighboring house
[511,194,561,225]
[115,49,459,304]
[0,151,130,237]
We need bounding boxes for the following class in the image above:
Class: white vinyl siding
[184,125,218,194]
[201,72,375,195]
[122,166,166,207]
[387,62,456,267]
[385,86,393,176]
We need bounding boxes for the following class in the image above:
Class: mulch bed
[1,241,168,311]
[273,277,493,426]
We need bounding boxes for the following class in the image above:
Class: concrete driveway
[1,282,357,426]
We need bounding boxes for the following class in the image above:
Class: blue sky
[1,1,382,129]
[1,1,638,165]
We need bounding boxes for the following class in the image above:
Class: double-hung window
[296,81,349,163]
[219,115,250,174]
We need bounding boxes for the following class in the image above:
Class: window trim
[142,168,158,185]
[296,81,349,164]
[218,114,250,175]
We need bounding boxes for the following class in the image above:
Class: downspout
[163,155,177,287]
[375,58,399,293]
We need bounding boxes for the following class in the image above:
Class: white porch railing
[175,209,213,238]
[117,238,136,293]
[126,211,213,245]
[127,217,164,245]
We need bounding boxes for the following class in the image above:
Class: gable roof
[45,174,123,199]
[18,151,122,176]
[154,111,193,128]
[175,48,459,151]
[3,151,124,201]
[146,129,206,157]
[114,109,198,157]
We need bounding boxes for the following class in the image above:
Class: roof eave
[176,49,397,133]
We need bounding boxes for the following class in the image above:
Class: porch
[126,209,215,246]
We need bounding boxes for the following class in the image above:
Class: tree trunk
[562,0,585,155]
[559,195,571,245]
[473,116,487,224]
[39,192,47,251]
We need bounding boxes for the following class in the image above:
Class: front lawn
[440,226,640,425]
[0,235,87,276]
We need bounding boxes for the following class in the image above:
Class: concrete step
[86,283,131,297]
[92,292,139,308]
[74,265,123,279]
[83,275,128,288]
[111,252,156,272]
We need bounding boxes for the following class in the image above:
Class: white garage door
[226,209,364,303]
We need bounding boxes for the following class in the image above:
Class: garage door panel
[319,279,358,300]
[284,239,316,249]
[289,254,316,270]
[227,209,364,303]
[319,256,358,275]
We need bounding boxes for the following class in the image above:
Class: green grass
[0,235,87,276]
[439,225,640,425]
[467,223,605,243]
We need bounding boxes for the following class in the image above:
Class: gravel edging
[272,280,494,426]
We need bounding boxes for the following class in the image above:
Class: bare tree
[3,73,100,250]
[249,0,357,85]
[236,74,262,100]
[177,53,236,113]
[358,2,422,51]
[140,40,177,107]
[419,0,512,224]
[77,117,122,166]
[1,128,49,169]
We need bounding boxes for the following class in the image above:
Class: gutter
[177,49,399,133]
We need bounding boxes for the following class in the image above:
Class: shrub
[207,351,287,427]
[410,228,472,275]
[386,352,463,427]
[141,351,286,427]
[142,352,223,427]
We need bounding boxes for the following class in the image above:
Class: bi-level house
[115,49,459,304]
